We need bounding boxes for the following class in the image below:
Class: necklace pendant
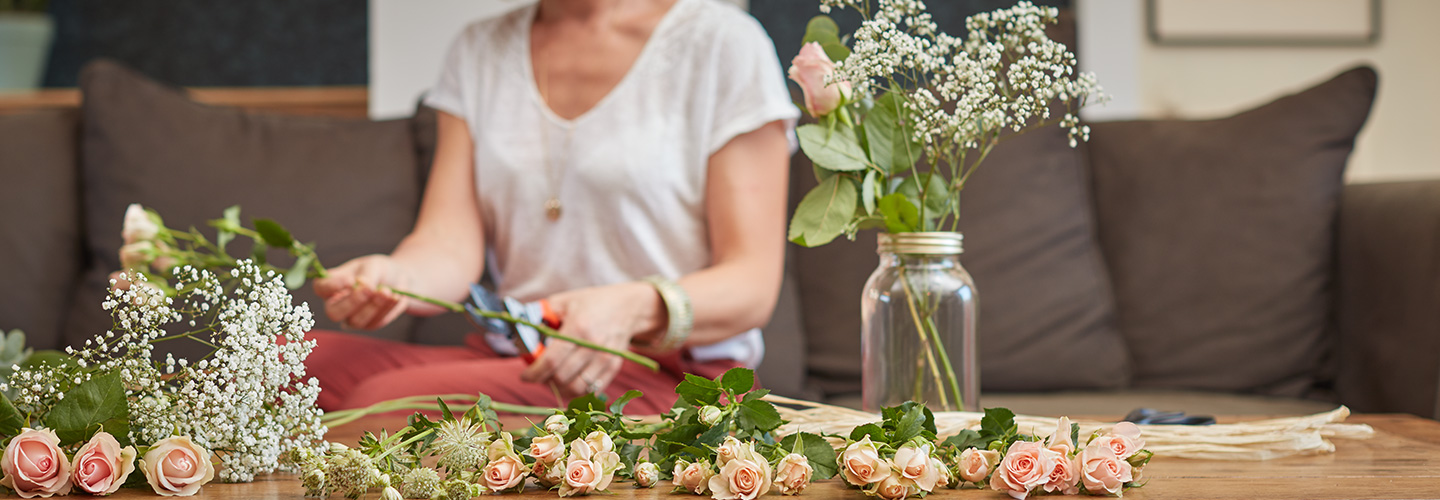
[544,198,563,221]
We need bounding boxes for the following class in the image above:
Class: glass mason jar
[861,232,979,412]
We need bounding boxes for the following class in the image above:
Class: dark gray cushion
[1088,66,1378,396]
[791,123,1130,396]
[0,110,83,350]
[64,60,423,351]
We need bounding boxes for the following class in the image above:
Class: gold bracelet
[638,275,692,352]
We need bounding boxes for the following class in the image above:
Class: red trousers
[305,330,742,414]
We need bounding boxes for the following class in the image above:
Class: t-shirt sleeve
[706,14,802,155]
[423,28,471,121]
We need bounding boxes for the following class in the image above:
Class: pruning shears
[465,283,561,364]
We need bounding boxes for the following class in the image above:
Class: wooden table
[102,414,1440,499]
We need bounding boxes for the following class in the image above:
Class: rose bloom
[633,462,660,488]
[930,456,953,489]
[715,436,743,466]
[707,448,772,500]
[893,443,942,492]
[958,448,1001,484]
[1091,422,1146,460]
[533,460,565,489]
[483,453,528,492]
[1,428,72,498]
[528,434,566,465]
[673,460,714,495]
[989,441,1056,500]
[840,436,892,486]
[787,42,851,116]
[871,473,918,500]
[71,431,137,496]
[1080,448,1133,496]
[1042,449,1080,495]
[773,453,813,495]
[544,415,570,435]
[139,436,215,497]
[583,431,614,454]
[1045,416,1076,456]
[122,204,159,244]
[558,438,619,497]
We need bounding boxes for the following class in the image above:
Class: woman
[308,0,798,414]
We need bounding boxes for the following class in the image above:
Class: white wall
[1077,0,1440,182]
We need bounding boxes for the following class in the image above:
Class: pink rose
[634,462,660,489]
[139,436,215,496]
[543,414,570,435]
[871,474,918,500]
[715,436,742,466]
[71,431,137,496]
[989,441,1056,500]
[1042,449,1080,495]
[893,443,942,492]
[788,42,851,117]
[772,453,812,495]
[533,460,565,488]
[558,437,619,497]
[528,434,566,465]
[930,456,954,489]
[0,428,72,498]
[483,453,527,492]
[957,447,1001,484]
[1080,448,1133,496]
[1090,422,1146,460]
[673,460,714,495]
[707,451,772,500]
[1045,416,1076,456]
[122,204,160,244]
[840,436,891,486]
[561,457,599,497]
[119,241,155,270]
[583,431,614,454]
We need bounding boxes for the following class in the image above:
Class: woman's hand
[521,281,664,400]
[313,255,411,330]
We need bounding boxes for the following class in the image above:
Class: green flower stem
[925,314,964,410]
[897,266,951,409]
[375,428,434,462]
[384,288,660,371]
[321,394,554,428]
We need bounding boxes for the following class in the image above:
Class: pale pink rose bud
[699,405,723,426]
[1,428,72,498]
[139,436,215,497]
[787,42,851,117]
[1045,416,1076,456]
[673,460,714,495]
[1042,449,1080,495]
[930,456,954,489]
[715,436,742,466]
[119,241,156,271]
[840,436,891,486]
[527,434,566,465]
[772,453,812,495]
[634,462,660,488]
[958,447,1001,484]
[893,443,942,492]
[989,441,1056,500]
[544,414,570,435]
[70,431,137,496]
[707,453,772,500]
[872,473,918,500]
[122,204,160,244]
[533,460,565,488]
[1080,448,1133,496]
[583,431,614,454]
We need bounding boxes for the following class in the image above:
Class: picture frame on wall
[1147,0,1380,46]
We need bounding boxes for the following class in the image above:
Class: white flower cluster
[825,0,1104,149]
[12,261,325,483]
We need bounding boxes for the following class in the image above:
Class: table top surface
[100,413,1440,499]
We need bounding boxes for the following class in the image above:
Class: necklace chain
[537,52,571,221]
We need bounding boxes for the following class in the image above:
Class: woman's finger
[521,337,571,383]
[323,289,361,324]
[357,291,403,330]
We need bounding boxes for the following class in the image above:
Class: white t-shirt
[423,0,800,367]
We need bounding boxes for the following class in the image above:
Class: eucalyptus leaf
[216,205,241,253]
[861,171,878,215]
[788,175,859,247]
[285,253,314,290]
[877,193,920,233]
[897,173,951,217]
[253,218,295,248]
[797,125,869,172]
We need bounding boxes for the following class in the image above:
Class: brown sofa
[1,60,1435,419]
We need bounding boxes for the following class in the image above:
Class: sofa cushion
[790,123,1130,396]
[63,60,422,351]
[0,110,83,349]
[1087,66,1378,396]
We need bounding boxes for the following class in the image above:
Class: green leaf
[253,218,295,248]
[609,390,643,415]
[216,205,241,253]
[741,388,771,403]
[285,253,315,290]
[980,407,1017,441]
[0,395,25,437]
[618,442,643,478]
[897,173,950,218]
[802,15,851,62]
[788,174,859,247]
[780,432,839,479]
[863,93,901,173]
[735,399,783,434]
[250,240,269,266]
[21,350,77,372]
[719,368,755,396]
[849,423,885,443]
[797,124,869,172]
[892,404,927,444]
[675,374,722,407]
[861,170,879,215]
[877,193,920,233]
[43,373,129,446]
[437,398,455,421]
[568,394,607,412]
[941,429,986,451]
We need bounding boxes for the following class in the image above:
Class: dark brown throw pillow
[0,110,83,349]
[791,123,1130,396]
[1088,66,1378,396]
[63,60,423,352]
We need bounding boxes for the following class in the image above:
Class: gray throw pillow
[1087,66,1378,396]
[64,60,423,353]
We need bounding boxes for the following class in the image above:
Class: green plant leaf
[42,373,128,446]
[861,170,879,215]
[892,404,927,444]
[941,429,986,451]
[675,374,722,407]
[741,388,770,403]
[849,423,885,443]
[788,174,859,247]
[719,367,755,396]
[215,205,241,253]
[780,432,839,479]
[609,390,643,415]
[877,193,920,233]
[802,15,850,62]
[0,394,25,437]
[735,399,783,433]
[567,394,607,412]
[285,253,314,290]
[897,173,950,218]
[21,350,76,372]
[797,125,869,172]
[253,218,295,248]
[863,93,901,173]
[250,240,268,266]
[980,407,1017,442]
